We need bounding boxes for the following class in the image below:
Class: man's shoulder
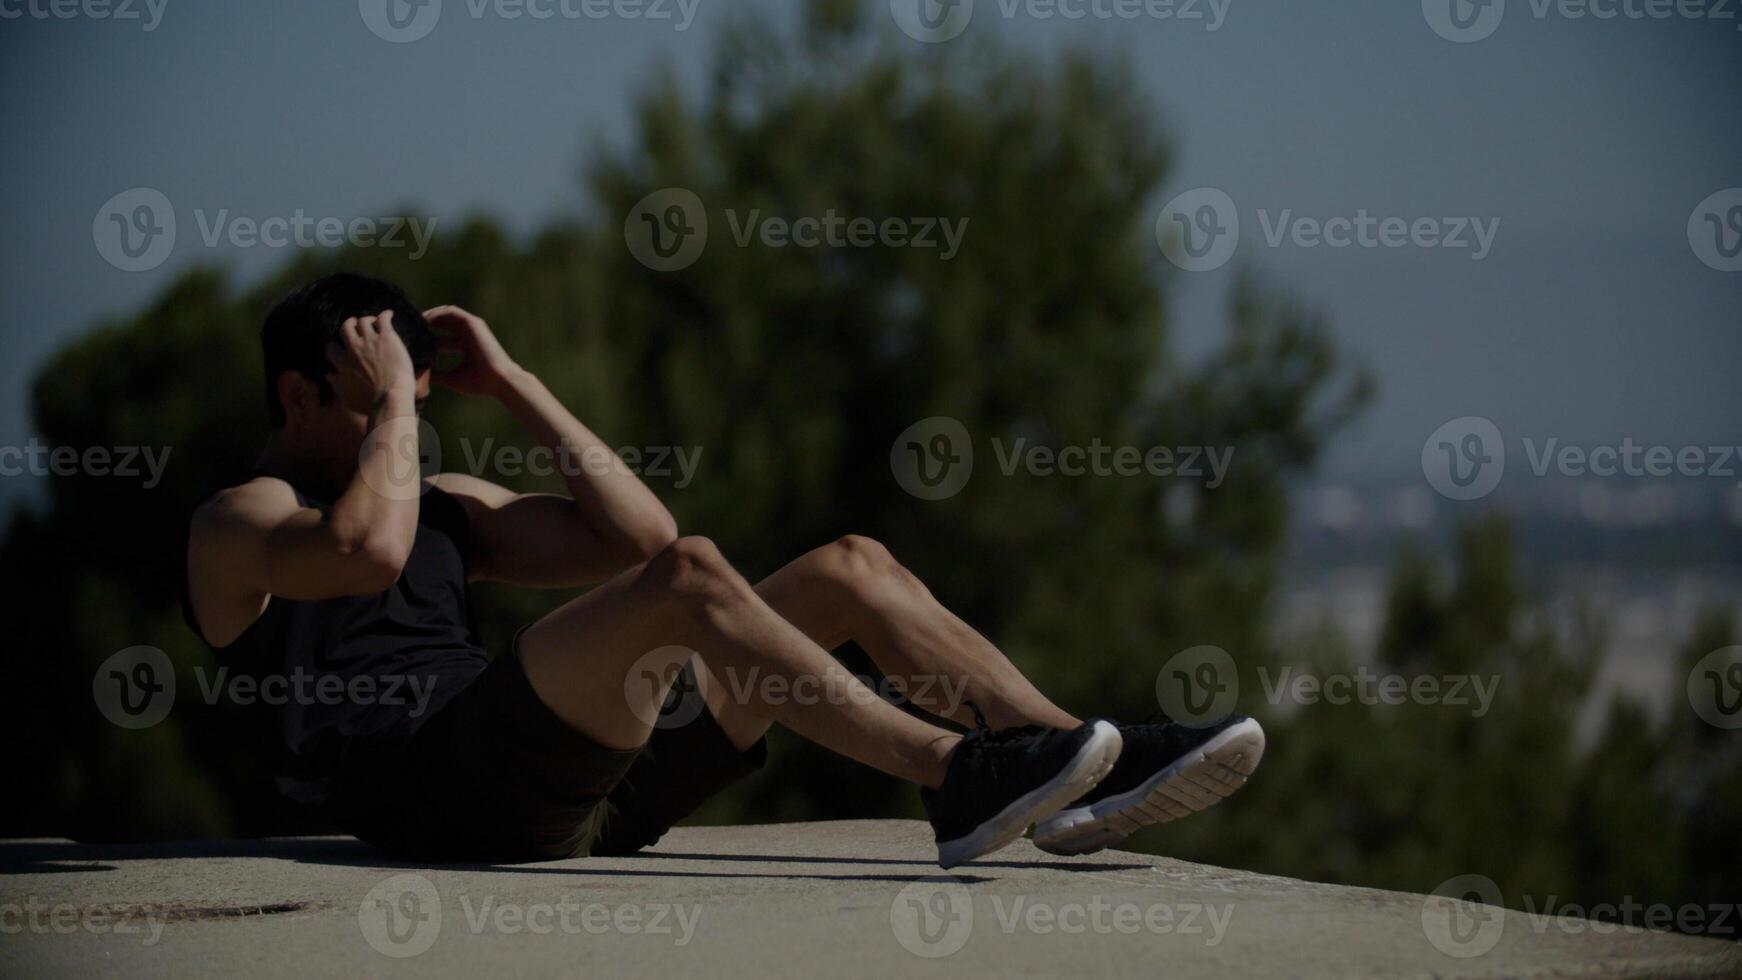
[192,476,301,534]
[428,471,515,504]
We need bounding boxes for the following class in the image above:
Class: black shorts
[326,643,766,863]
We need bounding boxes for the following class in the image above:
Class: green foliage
[2,0,1728,929]
[1146,517,1738,926]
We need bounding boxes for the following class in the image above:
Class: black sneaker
[1030,714,1264,856]
[921,705,1122,869]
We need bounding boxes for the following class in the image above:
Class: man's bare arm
[428,473,655,588]
[186,315,422,645]
[424,306,678,587]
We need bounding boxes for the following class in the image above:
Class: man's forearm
[332,384,423,560]
[492,366,679,555]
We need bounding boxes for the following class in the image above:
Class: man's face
[296,365,432,478]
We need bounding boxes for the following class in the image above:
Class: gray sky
[2,0,1738,501]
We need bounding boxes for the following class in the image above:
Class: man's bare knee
[646,535,752,610]
[813,534,923,597]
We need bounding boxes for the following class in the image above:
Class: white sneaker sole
[936,720,1123,869]
[1030,717,1265,857]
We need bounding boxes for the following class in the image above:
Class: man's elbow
[335,527,414,591]
[358,537,414,590]
[623,514,680,564]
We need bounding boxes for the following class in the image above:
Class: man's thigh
[517,541,854,755]
[516,556,696,751]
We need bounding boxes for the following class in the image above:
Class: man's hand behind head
[326,310,417,403]
[426,305,521,398]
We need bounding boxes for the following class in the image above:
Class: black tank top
[184,476,489,802]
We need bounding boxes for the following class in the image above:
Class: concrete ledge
[3,820,1738,978]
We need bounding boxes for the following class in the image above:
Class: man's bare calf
[764,535,1080,729]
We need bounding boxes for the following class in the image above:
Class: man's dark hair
[260,273,436,427]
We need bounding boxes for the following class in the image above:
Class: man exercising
[184,273,1264,868]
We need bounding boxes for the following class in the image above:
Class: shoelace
[958,700,1053,789]
[963,700,1047,744]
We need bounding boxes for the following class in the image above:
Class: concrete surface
[2,820,1737,978]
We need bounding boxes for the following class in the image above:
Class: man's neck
[256,435,343,501]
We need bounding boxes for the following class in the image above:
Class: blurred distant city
[1283,475,1741,725]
